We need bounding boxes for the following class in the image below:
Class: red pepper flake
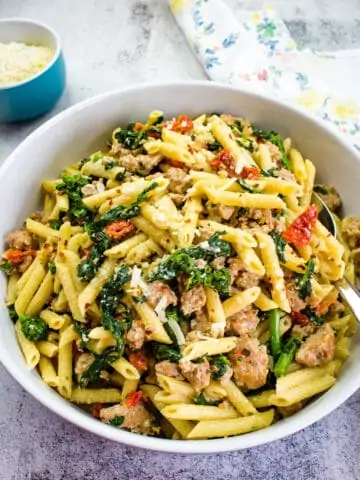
[105,220,134,240]
[133,122,144,132]
[171,114,193,134]
[164,158,185,169]
[188,145,195,154]
[282,205,318,247]
[5,249,36,264]
[92,403,102,419]
[128,350,148,372]
[125,391,144,407]
[291,311,309,326]
[239,166,260,179]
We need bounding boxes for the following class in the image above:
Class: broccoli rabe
[295,259,315,300]
[19,314,48,341]
[209,355,230,380]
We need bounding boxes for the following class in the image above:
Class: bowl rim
[1,80,359,453]
[0,17,62,91]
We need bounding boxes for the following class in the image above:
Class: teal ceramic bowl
[0,18,66,123]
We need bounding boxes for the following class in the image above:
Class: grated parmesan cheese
[0,42,54,87]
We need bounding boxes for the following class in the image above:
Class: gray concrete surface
[1,1,360,479]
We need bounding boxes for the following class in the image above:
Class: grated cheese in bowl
[0,41,54,87]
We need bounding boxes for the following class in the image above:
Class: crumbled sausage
[147,281,177,310]
[265,141,282,162]
[165,167,192,195]
[218,205,236,221]
[100,401,155,435]
[74,353,95,376]
[118,153,163,176]
[6,229,32,250]
[228,337,269,390]
[180,284,206,316]
[296,324,335,367]
[168,193,184,206]
[342,217,360,249]
[228,258,262,289]
[286,284,307,312]
[126,320,146,350]
[226,306,260,336]
[179,359,211,393]
[190,309,213,335]
[155,361,184,380]
[237,208,284,233]
[211,256,226,270]
[291,323,316,338]
[81,180,105,197]
[317,185,342,213]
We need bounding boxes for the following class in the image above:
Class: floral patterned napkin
[169,0,360,150]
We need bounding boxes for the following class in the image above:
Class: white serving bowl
[1,82,360,454]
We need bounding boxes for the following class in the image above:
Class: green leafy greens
[77,184,158,282]
[151,343,181,363]
[236,179,262,194]
[149,234,232,296]
[295,259,315,300]
[252,127,290,169]
[56,174,91,221]
[210,355,230,380]
[269,231,287,263]
[19,314,48,341]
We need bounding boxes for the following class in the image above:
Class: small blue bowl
[0,18,66,123]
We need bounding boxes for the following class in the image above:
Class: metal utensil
[313,192,360,322]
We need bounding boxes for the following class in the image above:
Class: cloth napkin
[169,0,360,151]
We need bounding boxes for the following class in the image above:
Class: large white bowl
[1,82,360,454]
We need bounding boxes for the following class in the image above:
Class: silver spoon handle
[337,276,360,324]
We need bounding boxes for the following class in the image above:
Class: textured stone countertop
[1,1,360,479]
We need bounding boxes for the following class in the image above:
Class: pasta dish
[1,111,358,440]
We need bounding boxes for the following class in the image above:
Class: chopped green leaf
[19,314,48,341]
[79,351,119,387]
[252,127,290,169]
[152,343,181,363]
[99,265,131,316]
[301,306,324,326]
[269,232,287,263]
[236,179,262,194]
[0,261,14,275]
[108,415,124,426]
[48,261,56,274]
[114,125,148,150]
[132,294,147,304]
[56,174,91,221]
[50,219,62,230]
[295,259,315,300]
[8,306,18,322]
[209,355,230,380]
[207,139,222,153]
[260,167,280,177]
